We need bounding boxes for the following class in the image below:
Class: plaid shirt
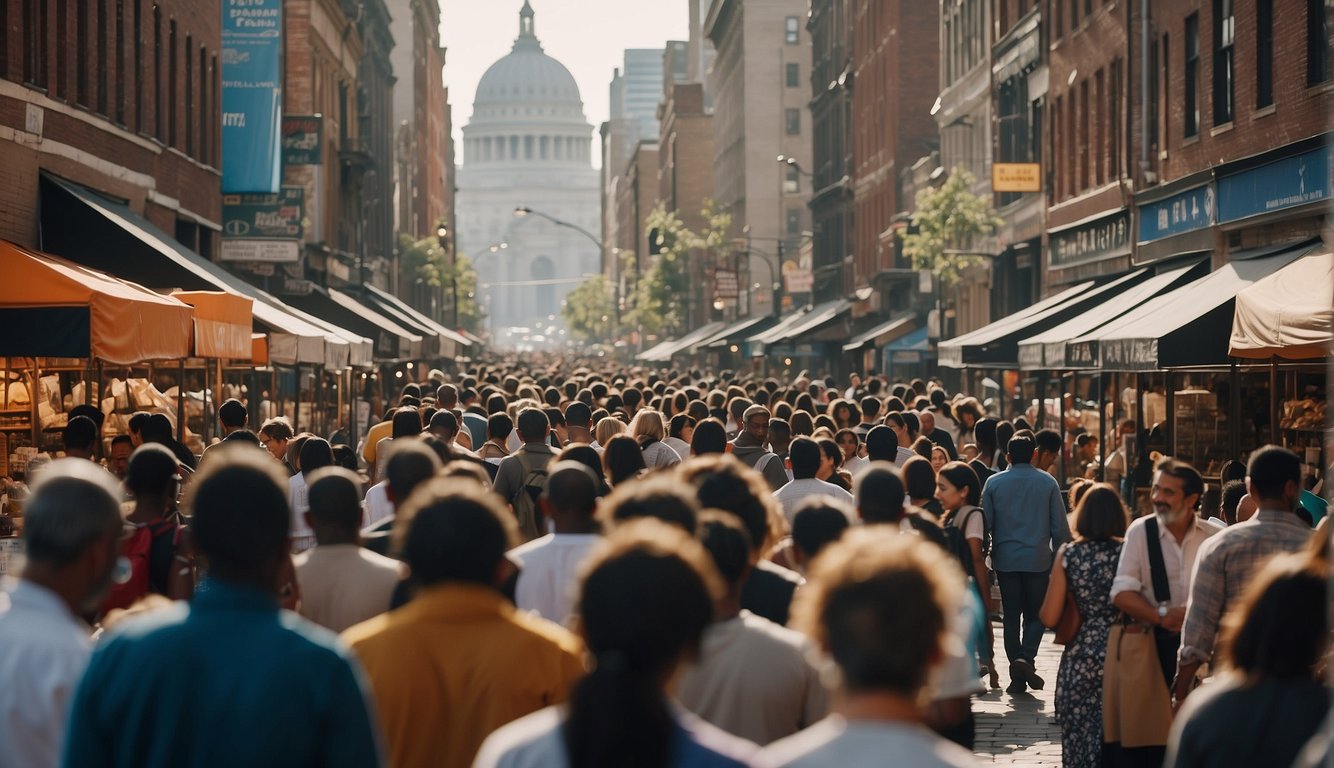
[1178,508,1313,665]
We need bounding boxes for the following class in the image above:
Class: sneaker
[1006,661,1028,694]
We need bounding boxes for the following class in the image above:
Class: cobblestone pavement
[973,623,1065,765]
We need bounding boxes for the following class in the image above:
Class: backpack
[509,449,551,542]
[101,518,179,615]
[941,505,985,582]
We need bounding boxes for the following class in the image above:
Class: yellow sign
[992,163,1042,192]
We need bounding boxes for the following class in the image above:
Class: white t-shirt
[361,481,394,530]
[508,533,600,630]
[287,473,315,554]
[642,440,683,471]
[755,716,978,768]
[773,479,857,527]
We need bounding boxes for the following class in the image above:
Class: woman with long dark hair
[602,434,647,488]
[473,520,755,767]
[936,460,998,689]
[689,418,728,457]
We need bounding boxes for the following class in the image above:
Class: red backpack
[101,519,179,615]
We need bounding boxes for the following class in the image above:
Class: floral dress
[1054,539,1122,768]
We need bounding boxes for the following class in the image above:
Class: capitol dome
[468,2,589,128]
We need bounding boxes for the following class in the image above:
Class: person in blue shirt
[981,431,1072,696]
[62,444,383,768]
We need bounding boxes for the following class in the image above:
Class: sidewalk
[973,623,1064,765]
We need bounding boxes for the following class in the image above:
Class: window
[1094,68,1104,187]
[784,164,799,193]
[1079,79,1089,191]
[1213,0,1234,125]
[1185,13,1200,137]
[97,0,107,112]
[115,0,125,122]
[786,209,801,236]
[152,6,161,137]
[785,62,799,88]
[55,0,67,96]
[168,19,177,146]
[22,0,49,87]
[133,0,142,129]
[1256,0,1273,107]
[785,16,799,44]
[184,35,193,154]
[1309,0,1331,84]
[785,108,801,135]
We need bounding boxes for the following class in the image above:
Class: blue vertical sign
[221,0,283,194]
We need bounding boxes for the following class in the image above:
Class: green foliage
[627,202,734,335]
[448,253,483,333]
[561,274,616,343]
[398,234,483,332]
[900,167,1003,286]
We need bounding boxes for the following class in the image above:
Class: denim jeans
[996,569,1049,664]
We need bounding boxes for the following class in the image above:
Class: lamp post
[513,205,612,342]
[436,223,455,328]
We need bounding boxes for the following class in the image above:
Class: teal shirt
[62,581,383,768]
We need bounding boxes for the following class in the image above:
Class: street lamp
[513,206,604,252]
[436,223,456,328]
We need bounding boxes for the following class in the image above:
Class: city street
[974,626,1065,765]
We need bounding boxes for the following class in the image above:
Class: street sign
[992,163,1042,192]
[783,268,813,293]
[220,239,300,263]
[281,115,323,165]
[280,279,315,296]
[714,268,739,300]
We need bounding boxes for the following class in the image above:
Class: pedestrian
[601,433,647,487]
[773,437,856,526]
[478,412,514,462]
[753,529,976,767]
[293,467,403,632]
[344,477,583,768]
[980,432,1072,695]
[1038,484,1128,767]
[361,440,442,551]
[920,409,959,460]
[473,519,756,767]
[492,408,558,540]
[100,445,193,615]
[598,472,701,533]
[509,461,602,628]
[788,500,852,572]
[730,405,790,491]
[0,460,123,768]
[107,434,133,480]
[902,455,943,517]
[883,411,919,465]
[258,417,294,473]
[61,415,99,462]
[1174,446,1314,707]
[936,460,998,690]
[630,409,681,470]
[288,436,334,554]
[931,444,951,473]
[856,462,949,550]
[1165,552,1329,768]
[664,413,695,459]
[63,445,383,768]
[372,408,424,483]
[834,428,867,475]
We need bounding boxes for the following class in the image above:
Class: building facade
[807,0,854,307]
[658,81,716,328]
[389,0,452,245]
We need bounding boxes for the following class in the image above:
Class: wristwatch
[1156,603,1169,626]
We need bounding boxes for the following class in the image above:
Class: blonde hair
[629,409,666,442]
[595,416,626,446]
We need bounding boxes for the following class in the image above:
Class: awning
[1017,261,1207,369]
[843,315,916,352]
[1073,241,1315,370]
[42,175,350,366]
[1229,246,1333,360]
[0,242,194,363]
[636,337,678,362]
[698,315,777,350]
[886,325,930,352]
[637,321,728,362]
[938,279,1106,368]
[749,299,851,347]
[286,286,423,361]
[362,284,473,359]
[171,290,254,359]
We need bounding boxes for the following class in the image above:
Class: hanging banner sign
[221,0,283,193]
[222,187,304,239]
[282,115,323,165]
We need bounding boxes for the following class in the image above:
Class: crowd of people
[0,362,1328,768]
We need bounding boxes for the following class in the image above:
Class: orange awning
[0,241,193,363]
[172,290,254,359]
[251,334,269,366]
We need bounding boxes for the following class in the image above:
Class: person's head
[427,409,460,441]
[435,383,459,410]
[740,404,770,444]
[394,478,517,588]
[565,401,593,431]
[1033,429,1062,470]
[602,434,647,486]
[1075,432,1098,462]
[929,445,949,473]
[629,409,666,443]
[108,434,134,479]
[689,418,728,456]
[21,459,125,613]
[125,443,181,511]
[390,407,422,440]
[789,436,822,480]
[598,474,700,534]
[1245,445,1302,511]
[304,467,364,546]
[972,417,998,455]
[1221,479,1247,525]
[859,396,881,423]
[541,461,600,532]
[792,528,962,699]
[1068,478,1093,512]
[697,510,753,591]
[791,500,851,568]
[815,438,842,479]
[935,461,981,513]
[1152,458,1204,525]
[1071,483,1129,542]
[298,437,334,477]
[864,425,898,462]
[186,445,292,592]
[259,417,294,461]
[218,399,247,433]
[1219,459,1247,484]
[918,410,936,435]
[486,411,514,442]
[767,418,791,453]
[729,397,753,428]
[679,454,779,555]
[384,440,443,507]
[1004,432,1035,465]
[961,442,978,461]
[594,416,625,446]
[834,429,860,461]
[556,444,611,496]
[854,463,907,523]
[565,520,723,766]
[62,415,99,460]
[1218,553,1327,681]
[516,407,551,443]
[954,398,982,428]
[900,456,936,503]
[128,412,152,447]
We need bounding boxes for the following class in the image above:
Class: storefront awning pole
[295,365,302,433]
[1227,363,1240,463]
[1269,359,1279,446]
[1097,371,1107,483]
[177,360,186,443]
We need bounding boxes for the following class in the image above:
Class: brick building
[658,81,715,328]
[0,0,222,250]
[389,0,453,247]
[807,0,854,306]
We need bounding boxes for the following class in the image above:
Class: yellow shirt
[361,420,394,464]
[343,584,585,768]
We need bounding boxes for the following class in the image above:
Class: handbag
[1053,590,1082,645]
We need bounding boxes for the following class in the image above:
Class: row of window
[466,134,592,163]
[943,0,986,87]
[1051,60,1122,201]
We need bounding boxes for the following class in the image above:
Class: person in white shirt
[293,468,404,632]
[287,437,335,554]
[508,461,602,628]
[753,529,977,768]
[679,512,828,745]
[0,459,124,768]
[774,438,856,526]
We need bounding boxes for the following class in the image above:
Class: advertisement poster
[221,0,283,193]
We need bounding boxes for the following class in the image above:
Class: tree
[627,202,734,336]
[900,167,1002,286]
[398,234,483,332]
[447,253,484,334]
[561,274,616,343]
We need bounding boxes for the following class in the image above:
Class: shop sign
[1217,143,1332,223]
[783,268,813,293]
[280,279,314,296]
[281,115,323,165]
[992,163,1042,193]
[236,261,276,276]
[1137,185,1215,243]
[713,268,738,300]
[220,239,300,263]
[1048,210,1130,268]
[222,187,303,240]
[221,0,283,193]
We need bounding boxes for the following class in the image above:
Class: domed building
[455,2,600,342]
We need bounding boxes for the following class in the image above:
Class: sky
[439,0,690,168]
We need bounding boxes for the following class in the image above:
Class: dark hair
[1034,428,1063,456]
[259,417,294,442]
[391,408,423,440]
[602,434,647,487]
[22,460,124,566]
[792,502,850,561]
[564,522,721,768]
[396,478,516,586]
[995,421,1016,458]
[1246,445,1301,502]
[681,457,775,554]
[128,411,153,436]
[789,436,821,479]
[816,438,843,472]
[219,399,247,429]
[487,412,514,441]
[187,446,290,579]
[1219,459,1247,484]
[865,425,898,461]
[222,429,262,447]
[973,417,997,453]
[298,437,334,476]
[385,441,442,503]
[860,396,881,420]
[689,418,728,456]
[566,401,593,428]
[144,413,176,445]
[1155,457,1205,503]
[1219,554,1327,679]
[599,475,700,534]
[63,415,99,453]
[125,444,180,499]
[543,461,600,520]
[556,444,611,497]
[517,407,551,441]
[1221,479,1247,525]
[854,463,907,523]
[668,413,696,440]
[1005,433,1035,464]
[697,510,753,585]
[305,467,364,532]
[1072,484,1129,541]
[900,456,936,501]
[901,411,919,438]
[937,461,981,507]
